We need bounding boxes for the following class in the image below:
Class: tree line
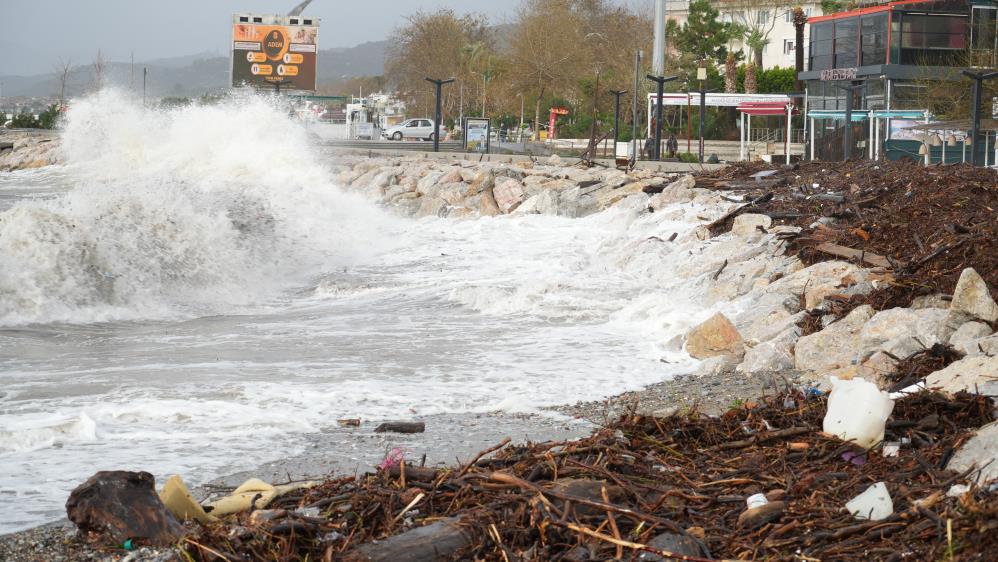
[373,0,807,140]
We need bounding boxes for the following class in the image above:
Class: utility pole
[652,0,665,76]
[609,89,627,149]
[142,68,147,106]
[631,50,642,164]
[426,77,455,152]
[963,70,998,166]
[646,74,678,161]
[518,93,525,143]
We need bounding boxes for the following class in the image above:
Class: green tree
[0,111,6,127]
[10,112,40,128]
[37,104,60,129]
[674,0,735,66]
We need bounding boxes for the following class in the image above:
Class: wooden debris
[374,421,426,434]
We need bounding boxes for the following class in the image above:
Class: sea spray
[0,90,394,325]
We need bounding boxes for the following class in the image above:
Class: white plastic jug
[823,377,895,449]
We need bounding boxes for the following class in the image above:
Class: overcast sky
[1,0,528,76]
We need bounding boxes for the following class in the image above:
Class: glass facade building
[799,0,998,160]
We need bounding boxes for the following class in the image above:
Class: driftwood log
[340,517,474,561]
[374,421,426,434]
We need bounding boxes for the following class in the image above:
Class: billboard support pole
[426,77,455,152]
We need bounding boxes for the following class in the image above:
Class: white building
[664,0,825,70]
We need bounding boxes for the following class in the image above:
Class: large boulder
[949,268,998,324]
[416,196,448,218]
[514,189,560,215]
[647,174,695,210]
[685,312,745,360]
[949,321,993,353]
[925,355,998,396]
[947,422,998,485]
[479,185,502,217]
[66,471,186,545]
[731,213,773,237]
[493,177,526,213]
[858,307,948,360]
[794,305,875,373]
[738,325,799,374]
[764,261,871,311]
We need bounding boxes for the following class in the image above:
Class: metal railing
[748,128,806,143]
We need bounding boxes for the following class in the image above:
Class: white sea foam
[0,90,394,326]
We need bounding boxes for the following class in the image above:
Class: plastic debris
[846,482,893,521]
[746,493,769,509]
[823,377,895,449]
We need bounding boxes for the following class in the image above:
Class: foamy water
[0,92,718,533]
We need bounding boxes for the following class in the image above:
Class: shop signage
[820,67,858,81]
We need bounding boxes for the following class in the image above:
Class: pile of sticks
[697,160,998,310]
[181,390,996,561]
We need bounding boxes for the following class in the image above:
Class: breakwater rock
[0,131,61,172]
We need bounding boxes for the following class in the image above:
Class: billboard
[231,14,319,92]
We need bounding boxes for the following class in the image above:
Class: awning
[737,101,799,116]
[808,109,931,121]
[808,110,869,121]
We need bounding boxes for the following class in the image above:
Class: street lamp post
[609,89,628,152]
[425,77,455,152]
[963,70,998,166]
[646,74,679,161]
[631,50,642,165]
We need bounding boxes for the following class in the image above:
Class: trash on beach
[823,376,895,449]
[159,474,217,523]
[845,482,894,521]
[841,451,867,466]
[882,441,901,457]
[378,447,406,470]
[204,478,317,517]
[745,493,768,509]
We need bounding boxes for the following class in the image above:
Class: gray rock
[493,177,525,213]
[731,213,773,236]
[911,293,950,310]
[947,422,998,485]
[415,196,448,218]
[794,305,875,373]
[858,307,948,360]
[949,321,994,352]
[949,268,998,324]
[925,354,998,396]
[739,325,800,374]
[514,190,560,215]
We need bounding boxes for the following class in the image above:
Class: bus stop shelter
[737,101,799,161]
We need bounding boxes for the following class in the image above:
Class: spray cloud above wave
[0,90,392,325]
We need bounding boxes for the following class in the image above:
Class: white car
[383,118,442,141]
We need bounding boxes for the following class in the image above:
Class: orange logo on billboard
[251,64,273,76]
[277,65,299,77]
[246,52,266,63]
[282,53,304,64]
[264,29,287,61]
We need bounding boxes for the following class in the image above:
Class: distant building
[664,0,824,70]
[799,0,998,161]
